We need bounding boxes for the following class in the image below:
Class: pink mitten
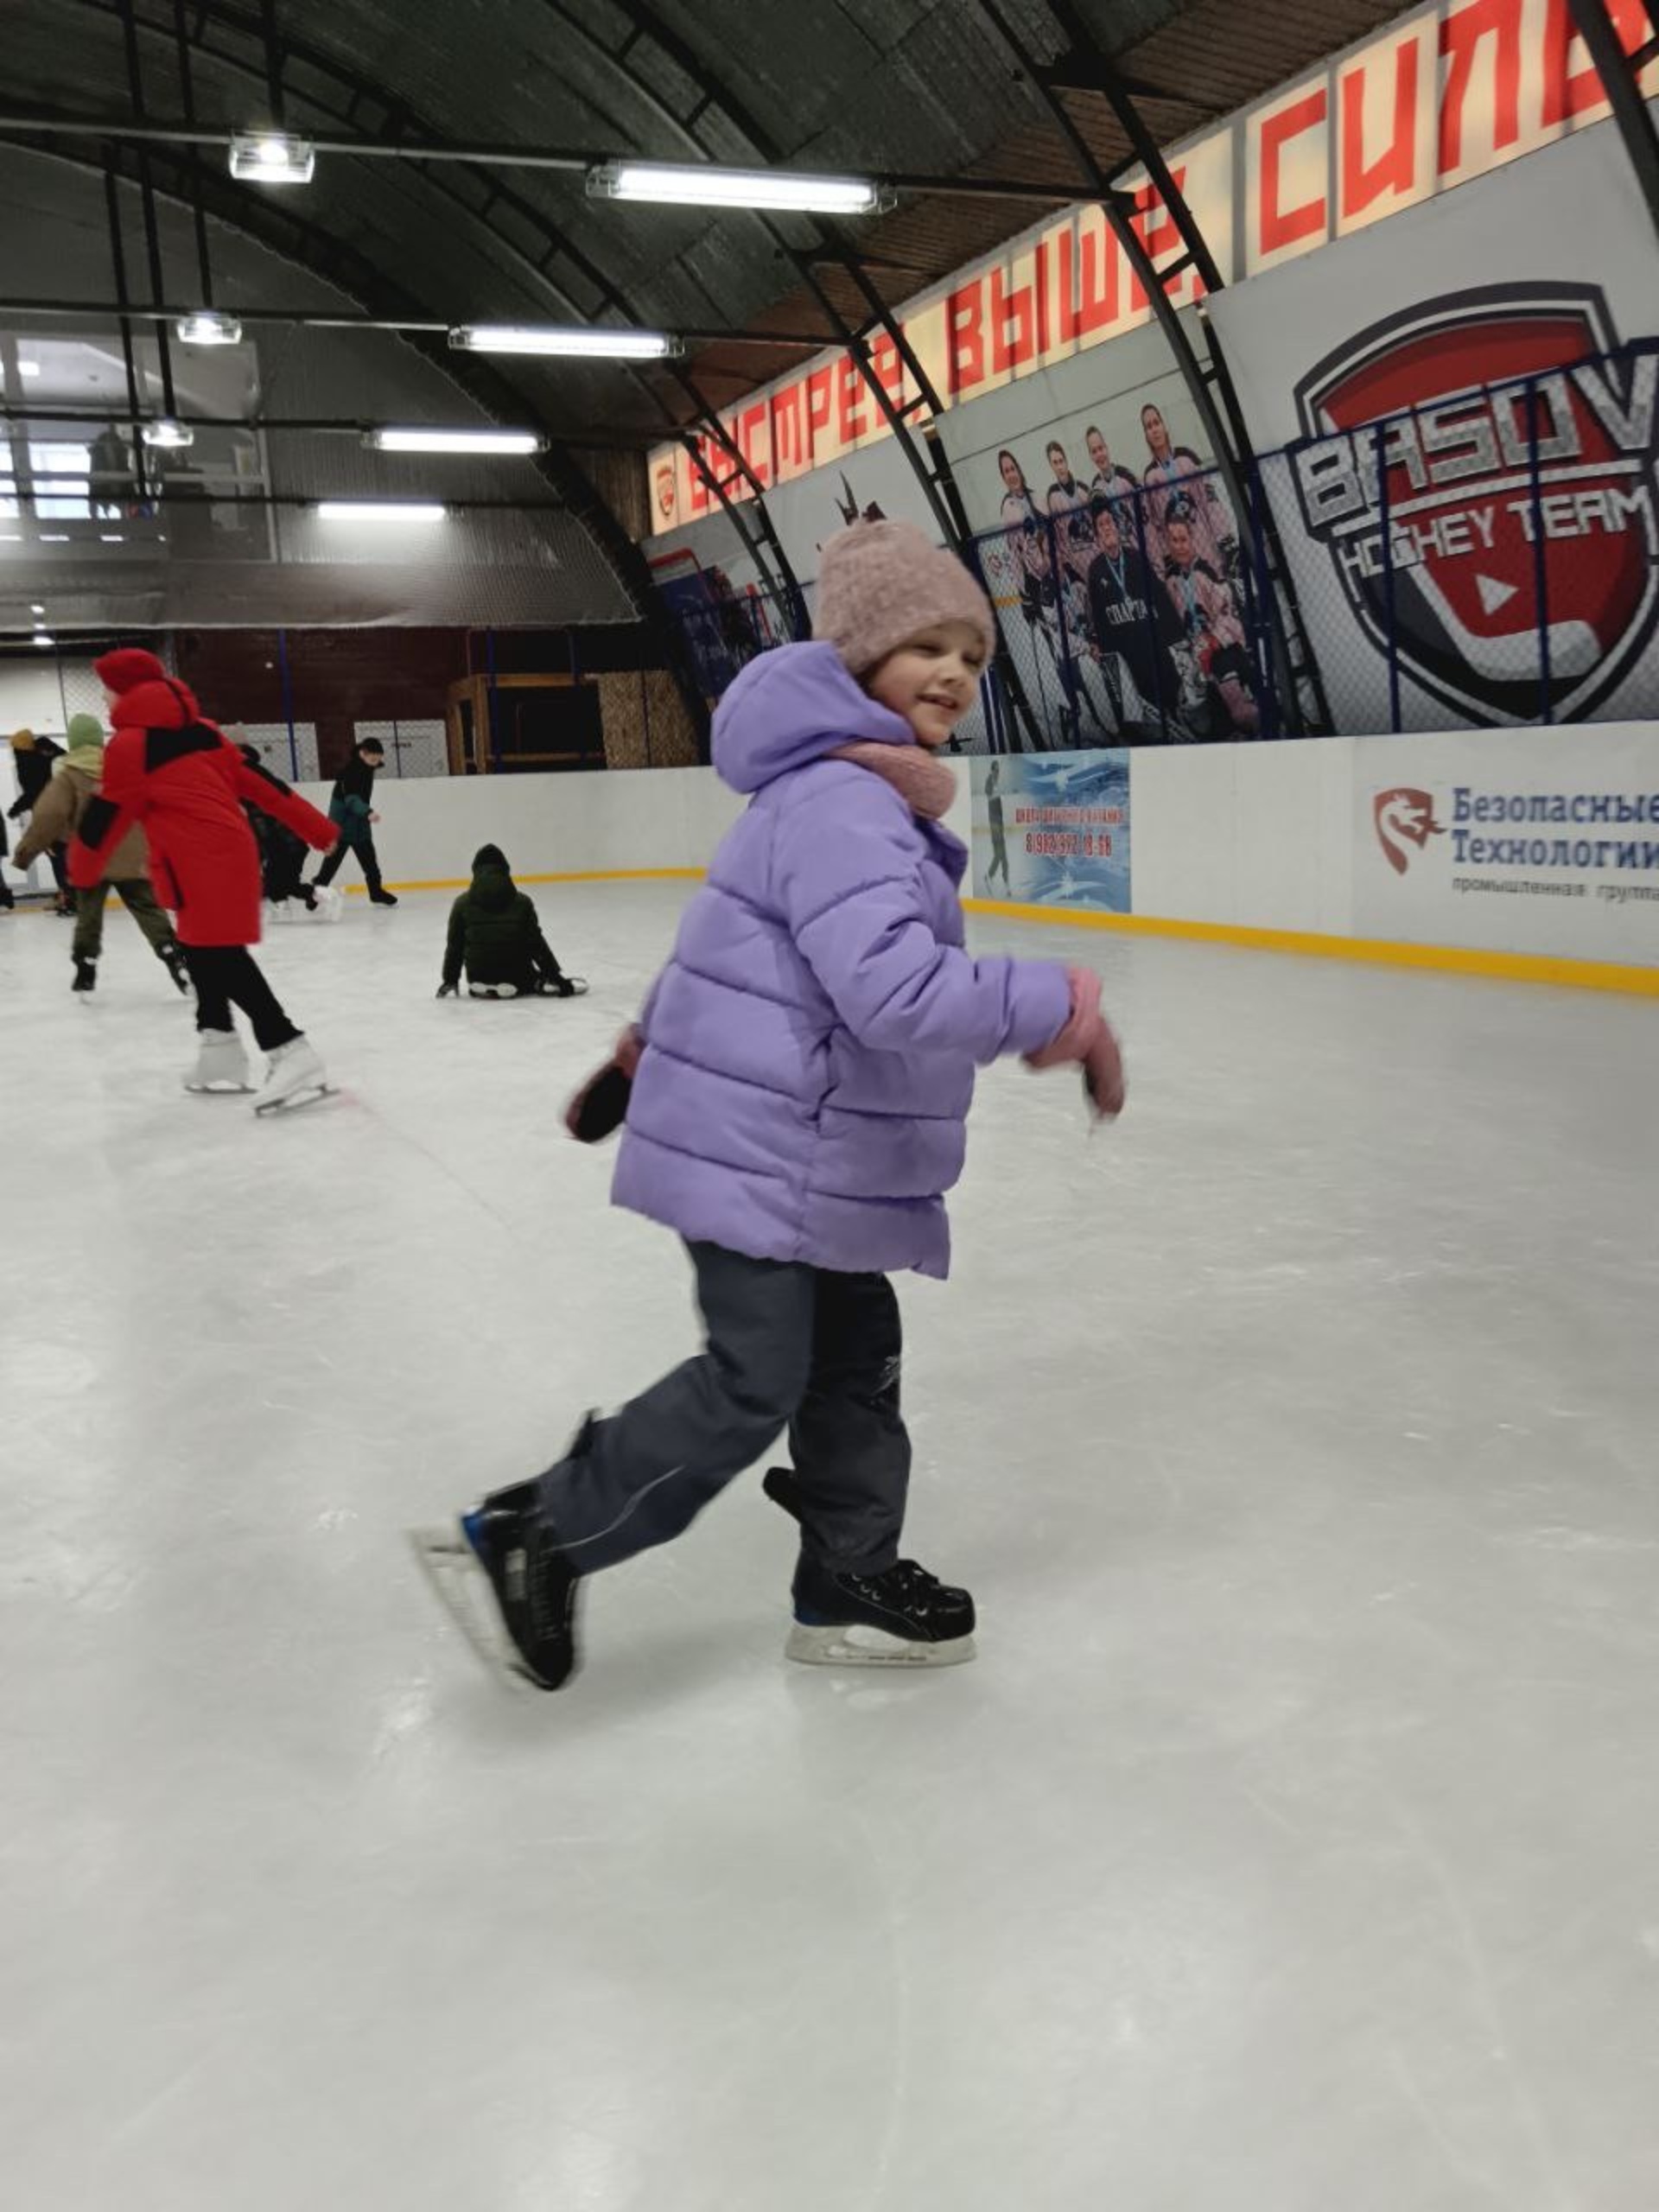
[1024,967,1103,1072]
[1081,1021,1125,1119]
[1024,969,1125,1120]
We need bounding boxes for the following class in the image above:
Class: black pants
[315,826,382,894]
[531,1241,910,1576]
[182,945,302,1052]
[471,942,567,995]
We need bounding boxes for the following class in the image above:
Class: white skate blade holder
[253,1082,338,1116]
[785,1620,976,1669]
[409,1524,537,1693]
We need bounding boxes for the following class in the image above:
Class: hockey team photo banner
[646,0,1659,534]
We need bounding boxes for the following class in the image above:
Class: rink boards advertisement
[1207,122,1659,732]
[970,750,1131,912]
[1354,721,1659,961]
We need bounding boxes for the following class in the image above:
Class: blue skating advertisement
[969,749,1131,912]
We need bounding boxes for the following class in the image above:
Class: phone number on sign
[1025,831,1116,858]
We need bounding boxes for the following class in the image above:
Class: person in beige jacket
[12,713,189,997]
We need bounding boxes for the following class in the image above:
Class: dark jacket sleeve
[10,769,74,869]
[522,894,563,979]
[442,895,468,988]
[234,755,338,851]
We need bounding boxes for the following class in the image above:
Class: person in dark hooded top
[437,844,583,999]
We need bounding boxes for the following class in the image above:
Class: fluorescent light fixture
[29,602,43,613]
[315,500,446,524]
[448,323,681,362]
[101,532,125,543]
[587,158,887,216]
[33,633,54,646]
[230,130,315,183]
[175,309,243,346]
[18,359,41,378]
[367,425,545,456]
[142,417,194,450]
[40,534,69,543]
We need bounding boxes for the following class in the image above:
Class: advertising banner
[970,748,1131,911]
[646,0,1659,533]
[1208,123,1659,732]
[1353,721,1659,960]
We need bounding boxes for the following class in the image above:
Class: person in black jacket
[313,735,397,905]
[8,730,72,912]
[1084,498,1182,741]
[437,845,584,999]
[236,742,320,911]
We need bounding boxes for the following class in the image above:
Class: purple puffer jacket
[612,643,1071,1279]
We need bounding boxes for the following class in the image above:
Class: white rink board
[1348,724,1659,964]
[1131,722,1659,967]
[294,765,745,885]
[283,725,1659,972]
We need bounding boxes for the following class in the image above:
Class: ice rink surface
[3,878,1657,2212]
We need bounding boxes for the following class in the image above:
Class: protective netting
[1,315,636,633]
[652,336,1659,750]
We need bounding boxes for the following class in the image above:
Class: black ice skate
[411,1482,582,1691]
[766,1466,976,1668]
[71,955,97,995]
[368,887,399,906]
[788,1554,976,1669]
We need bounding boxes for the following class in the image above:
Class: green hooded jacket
[442,844,554,988]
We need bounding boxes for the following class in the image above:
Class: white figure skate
[252,1037,337,1116]
[184,1027,254,1094]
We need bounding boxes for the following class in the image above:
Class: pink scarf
[830,741,957,820]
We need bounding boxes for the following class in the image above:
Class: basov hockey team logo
[1292,284,1659,723]
[1373,787,1444,876]
[654,463,677,522]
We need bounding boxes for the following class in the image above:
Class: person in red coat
[72,648,340,1110]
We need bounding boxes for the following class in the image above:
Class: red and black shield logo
[1291,284,1659,723]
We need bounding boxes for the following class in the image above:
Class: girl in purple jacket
[425,523,1123,1691]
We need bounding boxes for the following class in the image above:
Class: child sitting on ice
[436,844,583,999]
[418,522,1122,1694]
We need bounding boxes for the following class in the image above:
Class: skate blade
[185,1078,255,1094]
[785,1622,976,1669]
[253,1083,339,1116]
[408,1525,536,1694]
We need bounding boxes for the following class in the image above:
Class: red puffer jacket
[71,650,336,946]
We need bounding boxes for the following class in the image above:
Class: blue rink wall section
[969,750,1132,912]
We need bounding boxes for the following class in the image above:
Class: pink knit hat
[814,521,996,677]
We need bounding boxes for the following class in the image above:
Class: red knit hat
[93,646,168,696]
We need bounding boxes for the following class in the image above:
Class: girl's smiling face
[866,622,988,748]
